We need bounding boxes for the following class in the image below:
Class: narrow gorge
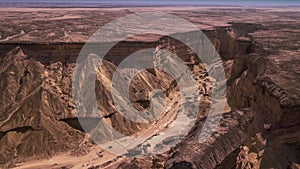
[0,7,299,169]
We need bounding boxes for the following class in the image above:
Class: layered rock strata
[0,7,299,169]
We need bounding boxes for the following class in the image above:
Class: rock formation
[0,7,299,169]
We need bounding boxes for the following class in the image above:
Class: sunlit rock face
[0,7,299,169]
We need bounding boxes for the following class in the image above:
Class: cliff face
[0,36,198,167]
[0,7,299,169]
[165,19,300,169]
[0,46,85,167]
[228,29,300,168]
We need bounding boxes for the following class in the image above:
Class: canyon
[0,7,299,169]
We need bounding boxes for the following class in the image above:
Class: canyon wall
[0,13,299,169]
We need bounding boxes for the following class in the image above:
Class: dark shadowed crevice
[5,126,35,133]
[0,126,35,139]
[166,79,178,97]
[134,100,150,109]
[170,161,194,169]
[60,117,101,133]
[8,126,34,133]
[146,68,156,76]
[0,132,5,139]
[103,112,115,119]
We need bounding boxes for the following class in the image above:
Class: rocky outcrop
[165,109,254,169]
[0,47,85,168]
[0,7,299,169]
[0,34,196,167]
[227,23,300,168]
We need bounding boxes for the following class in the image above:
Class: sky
[0,0,299,6]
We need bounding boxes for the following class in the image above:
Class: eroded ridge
[0,7,299,169]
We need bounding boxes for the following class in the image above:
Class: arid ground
[0,6,299,169]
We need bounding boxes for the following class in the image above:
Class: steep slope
[0,47,85,168]
[0,7,299,169]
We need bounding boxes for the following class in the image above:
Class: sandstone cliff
[0,7,299,169]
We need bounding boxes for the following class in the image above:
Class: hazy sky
[0,0,299,6]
